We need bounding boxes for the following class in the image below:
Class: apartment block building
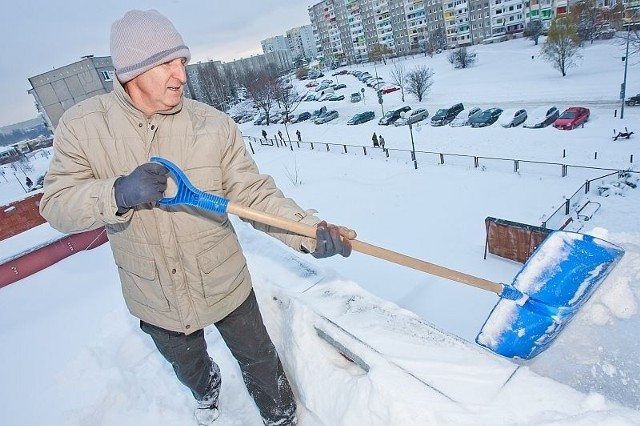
[286,25,319,60]
[28,55,114,129]
[309,0,529,64]
[261,35,289,53]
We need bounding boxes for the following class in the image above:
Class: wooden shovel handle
[227,202,504,295]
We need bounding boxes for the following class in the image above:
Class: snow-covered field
[1,36,639,425]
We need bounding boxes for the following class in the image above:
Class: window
[101,70,114,82]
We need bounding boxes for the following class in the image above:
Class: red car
[305,81,319,88]
[378,85,400,95]
[553,107,590,130]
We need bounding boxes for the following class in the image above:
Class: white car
[394,108,430,126]
[449,106,481,127]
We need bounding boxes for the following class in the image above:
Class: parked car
[315,82,331,92]
[394,108,429,126]
[499,109,528,128]
[253,114,267,125]
[314,110,339,124]
[305,81,319,88]
[276,114,292,124]
[523,106,559,128]
[449,106,482,127]
[553,107,590,130]
[470,108,504,127]
[430,103,464,126]
[347,111,375,125]
[350,92,362,103]
[332,83,347,90]
[292,111,311,123]
[311,105,327,118]
[626,94,640,106]
[304,94,318,102]
[327,94,345,101]
[378,85,400,95]
[378,105,412,125]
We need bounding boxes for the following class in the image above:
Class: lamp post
[401,112,418,169]
[620,23,631,119]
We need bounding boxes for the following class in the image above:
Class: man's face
[126,58,187,117]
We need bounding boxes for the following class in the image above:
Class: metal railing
[244,136,637,229]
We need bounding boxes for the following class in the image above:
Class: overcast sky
[0,1,312,128]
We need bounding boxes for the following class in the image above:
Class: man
[39,9,355,426]
[296,129,301,142]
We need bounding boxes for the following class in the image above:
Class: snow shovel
[151,157,625,360]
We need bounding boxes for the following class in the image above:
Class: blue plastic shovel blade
[476,231,624,360]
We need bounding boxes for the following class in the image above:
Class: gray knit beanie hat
[110,9,191,83]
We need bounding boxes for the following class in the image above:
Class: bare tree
[273,79,306,141]
[541,16,582,77]
[295,66,309,80]
[368,43,394,64]
[239,65,280,125]
[405,65,435,102]
[389,63,407,102]
[426,28,447,55]
[524,20,544,46]
[191,62,234,111]
[571,0,600,44]
[447,47,477,69]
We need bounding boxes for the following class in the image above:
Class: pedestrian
[379,135,385,149]
[25,176,33,189]
[39,9,356,426]
[296,129,301,142]
[261,129,267,140]
[372,132,379,147]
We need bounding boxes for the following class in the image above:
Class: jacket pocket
[112,249,170,312]
[196,234,247,304]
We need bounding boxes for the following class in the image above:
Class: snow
[1,37,640,425]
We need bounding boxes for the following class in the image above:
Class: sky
[1,37,640,425]
[0,0,312,128]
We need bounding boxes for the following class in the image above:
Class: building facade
[286,25,319,60]
[309,0,531,62]
[261,35,289,53]
[28,56,114,129]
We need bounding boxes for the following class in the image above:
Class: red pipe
[0,227,109,289]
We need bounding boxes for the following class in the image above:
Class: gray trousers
[140,289,296,425]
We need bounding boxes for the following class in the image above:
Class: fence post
[564,199,570,215]
[474,157,479,168]
[562,164,567,177]
[343,145,347,154]
[631,154,634,163]
[249,142,255,155]
[311,142,314,150]
[585,179,590,194]
[326,144,330,152]
[514,160,519,173]
[363,146,367,155]
[385,149,389,158]
[439,153,445,165]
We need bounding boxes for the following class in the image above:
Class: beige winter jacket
[40,80,320,334]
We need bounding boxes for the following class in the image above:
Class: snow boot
[194,400,219,425]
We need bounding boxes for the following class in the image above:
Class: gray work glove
[114,162,168,213]
[312,221,356,258]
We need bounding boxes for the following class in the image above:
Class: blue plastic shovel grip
[150,157,229,214]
